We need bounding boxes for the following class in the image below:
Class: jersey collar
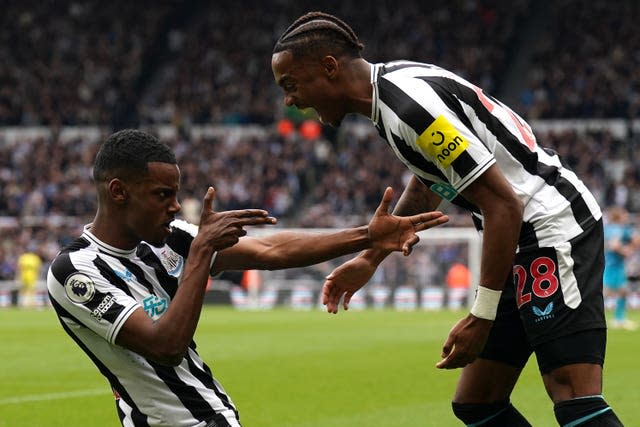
[370,62,384,126]
[82,224,137,257]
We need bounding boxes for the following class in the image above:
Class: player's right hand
[436,314,493,369]
[197,187,277,251]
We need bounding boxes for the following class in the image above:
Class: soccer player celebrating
[47,129,447,427]
[272,11,623,426]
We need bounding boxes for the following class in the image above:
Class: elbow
[162,356,185,367]
[511,196,524,220]
[504,195,524,230]
[149,349,187,367]
[146,341,189,366]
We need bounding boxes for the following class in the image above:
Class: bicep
[459,164,520,212]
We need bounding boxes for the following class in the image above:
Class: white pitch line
[0,388,108,405]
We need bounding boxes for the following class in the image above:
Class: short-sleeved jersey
[370,61,602,250]
[47,221,239,427]
[603,222,633,286]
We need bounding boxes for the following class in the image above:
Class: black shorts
[479,220,607,374]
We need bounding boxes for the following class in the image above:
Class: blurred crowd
[1,0,640,288]
[1,0,530,127]
[1,123,638,284]
[517,0,640,119]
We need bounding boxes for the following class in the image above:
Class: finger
[225,209,271,218]
[342,291,353,311]
[374,187,394,216]
[328,287,344,314]
[234,216,277,227]
[202,187,216,213]
[409,211,442,225]
[435,342,456,369]
[436,354,457,369]
[321,281,333,305]
[413,214,450,232]
[323,280,338,312]
[440,336,454,359]
[402,235,419,256]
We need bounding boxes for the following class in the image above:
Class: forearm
[393,176,440,216]
[257,228,371,270]
[478,205,522,292]
[153,243,213,359]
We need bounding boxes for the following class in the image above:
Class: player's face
[272,50,347,127]
[124,162,182,246]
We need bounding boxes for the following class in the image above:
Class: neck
[90,211,138,251]
[342,58,374,117]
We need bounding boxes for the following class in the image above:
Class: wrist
[360,246,391,265]
[470,286,502,321]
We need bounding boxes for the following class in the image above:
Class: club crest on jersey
[417,115,469,168]
[158,247,184,277]
[64,273,96,304]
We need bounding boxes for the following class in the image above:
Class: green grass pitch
[1,307,638,426]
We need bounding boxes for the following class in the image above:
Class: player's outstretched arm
[321,187,448,314]
[212,187,448,273]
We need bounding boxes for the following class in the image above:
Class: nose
[284,94,295,107]
[170,198,181,214]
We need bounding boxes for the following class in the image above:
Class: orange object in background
[299,119,322,140]
[446,262,471,289]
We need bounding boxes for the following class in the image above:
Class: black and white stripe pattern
[47,221,239,427]
[371,61,602,250]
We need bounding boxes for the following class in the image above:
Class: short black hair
[92,129,176,183]
[273,11,364,60]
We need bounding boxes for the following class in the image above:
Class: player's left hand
[435,314,493,369]
[323,255,377,313]
[368,187,449,255]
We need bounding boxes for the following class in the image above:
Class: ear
[321,55,340,79]
[107,178,128,203]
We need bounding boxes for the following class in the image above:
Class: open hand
[368,187,448,255]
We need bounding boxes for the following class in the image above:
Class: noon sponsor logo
[417,115,470,168]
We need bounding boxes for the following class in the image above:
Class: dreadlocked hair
[273,11,364,59]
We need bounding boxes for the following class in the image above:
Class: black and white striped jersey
[47,221,240,427]
[370,61,602,250]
